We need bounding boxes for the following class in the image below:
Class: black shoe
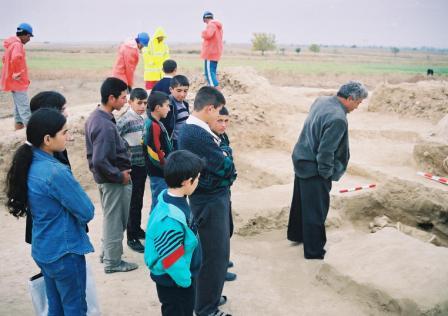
[136,229,146,240]
[304,249,326,260]
[227,260,234,268]
[127,239,144,253]
[225,272,237,282]
[218,295,227,306]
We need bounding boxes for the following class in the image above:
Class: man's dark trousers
[190,188,230,316]
[287,175,332,259]
[127,165,147,239]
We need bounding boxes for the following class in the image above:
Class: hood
[153,27,167,41]
[3,36,21,49]
[209,20,222,30]
[123,39,138,49]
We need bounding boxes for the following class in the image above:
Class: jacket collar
[33,147,59,162]
[186,115,221,144]
[156,190,187,225]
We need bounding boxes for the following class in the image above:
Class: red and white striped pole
[417,172,448,185]
[339,184,376,193]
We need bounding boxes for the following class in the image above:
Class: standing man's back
[85,77,138,274]
[288,81,368,260]
[112,32,149,90]
[1,23,34,130]
[201,11,223,88]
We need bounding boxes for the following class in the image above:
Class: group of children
[112,59,237,315]
[3,19,235,315]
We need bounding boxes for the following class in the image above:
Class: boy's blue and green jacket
[144,190,202,288]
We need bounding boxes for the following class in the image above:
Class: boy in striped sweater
[144,150,204,316]
[117,88,148,253]
[178,86,235,316]
[142,91,173,211]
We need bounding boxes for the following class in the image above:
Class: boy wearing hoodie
[201,11,224,89]
[1,23,34,130]
[143,27,170,91]
[145,150,203,316]
[112,32,150,91]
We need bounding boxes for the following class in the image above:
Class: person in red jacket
[201,11,223,89]
[1,23,34,130]
[112,32,150,92]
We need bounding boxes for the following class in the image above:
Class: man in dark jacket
[287,81,368,259]
[85,77,138,273]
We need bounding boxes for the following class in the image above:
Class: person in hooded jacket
[201,11,224,89]
[143,27,170,91]
[112,32,150,91]
[1,23,34,130]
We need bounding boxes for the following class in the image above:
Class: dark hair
[148,91,169,112]
[194,86,226,111]
[16,30,31,37]
[163,59,177,74]
[219,106,229,116]
[5,109,67,218]
[130,88,148,101]
[100,77,128,104]
[170,75,189,88]
[30,91,67,113]
[164,150,204,188]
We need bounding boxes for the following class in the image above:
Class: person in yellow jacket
[143,27,170,91]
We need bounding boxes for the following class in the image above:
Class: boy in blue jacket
[144,150,204,316]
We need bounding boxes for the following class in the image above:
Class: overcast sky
[1,0,447,48]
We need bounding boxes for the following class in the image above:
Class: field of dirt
[1,52,448,315]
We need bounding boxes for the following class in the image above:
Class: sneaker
[227,260,234,268]
[136,229,146,240]
[127,239,144,253]
[225,272,237,282]
[104,260,138,274]
[209,310,232,316]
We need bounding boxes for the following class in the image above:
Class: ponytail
[5,144,33,217]
[5,108,66,218]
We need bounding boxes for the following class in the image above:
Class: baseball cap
[17,23,34,36]
[203,11,214,19]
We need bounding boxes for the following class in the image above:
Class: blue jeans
[35,254,87,316]
[150,176,168,211]
[204,60,219,87]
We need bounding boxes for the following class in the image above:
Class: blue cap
[136,32,150,47]
[17,23,34,37]
[203,11,214,19]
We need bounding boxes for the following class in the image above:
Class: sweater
[292,95,349,181]
[152,77,171,95]
[178,117,236,194]
[142,115,173,177]
[160,94,189,140]
[117,109,145,167]
[144,190,202,288]
[85,107,131,184]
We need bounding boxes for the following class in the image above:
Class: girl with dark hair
[5,108,94,315]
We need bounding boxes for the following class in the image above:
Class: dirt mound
[368,81,448,121]
[333,178,448,245]
[237,206,289,236]
[413,140,448,176]
[434,114,448,139]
